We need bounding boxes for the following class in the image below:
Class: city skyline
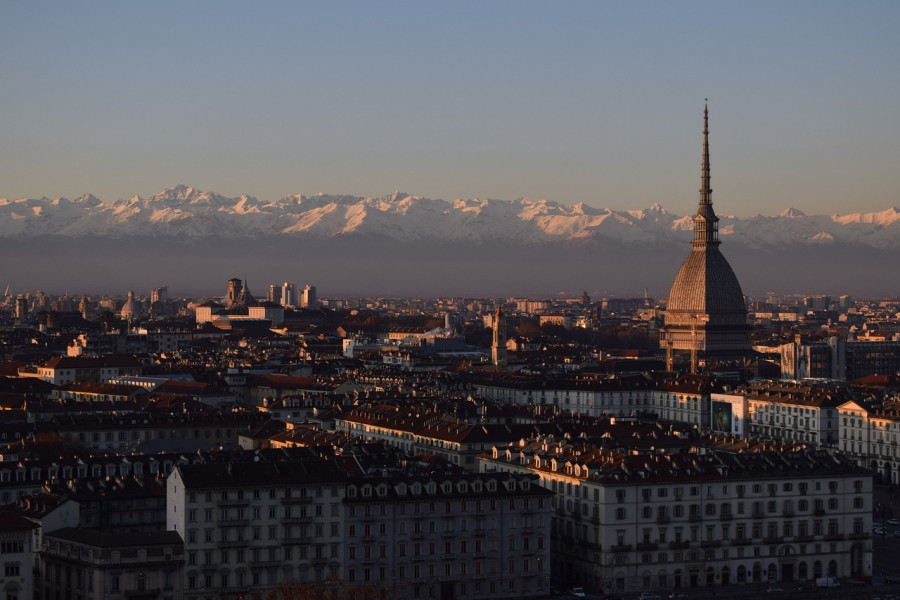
[2,1,899,219]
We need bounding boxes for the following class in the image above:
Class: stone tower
[491,305,508,368]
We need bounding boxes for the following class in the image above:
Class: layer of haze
[1,1,898,218]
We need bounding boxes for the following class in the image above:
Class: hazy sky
[2,1,898,218]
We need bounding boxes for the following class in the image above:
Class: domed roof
[120,290,138,320]
[666,247,745,315]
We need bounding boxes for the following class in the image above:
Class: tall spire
[701,100,711,206]
[692,100,719,247]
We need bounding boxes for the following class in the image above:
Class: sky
[1,1,898,219]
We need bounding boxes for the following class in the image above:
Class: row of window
[187,485,339,504]
[347,556,546,583]
[609,517,854,546]
[187,521,336,544]
[188,543,337,566]
[187,502,333,523]
[613,495,862,521]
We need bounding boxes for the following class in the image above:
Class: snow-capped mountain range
[2,184,900,248]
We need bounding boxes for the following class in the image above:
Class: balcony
[824,534,845,541]
[219,586,251,597]
[636,543,658,551]
[700,540,722,548]
[280,516,312,525]
[217,499,249,509]
[795,535,813,542]
[731,539,752,546]
[281,536,312,545]
[688,514,702,523]
[280,496,313,505]
[656,515,671,524]
[814,509,826,516]
[719,513,733,521]
[609,544,632,553]
[763,536,784,544]
[751,510,764,519]
[848,532,870,540]
[125,589,162,599]
[668,541,690,550]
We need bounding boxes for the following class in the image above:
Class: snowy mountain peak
[1,185,900,250]
[74,193,102,205]
[779,207,806,218]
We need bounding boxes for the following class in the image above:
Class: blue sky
[1,1,898,218]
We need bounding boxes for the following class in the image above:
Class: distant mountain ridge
[3,185,900,249]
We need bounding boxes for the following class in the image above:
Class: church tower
[491,305,507,368]
[660,104,750,372]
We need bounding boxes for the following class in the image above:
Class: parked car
[570,587,586,598]
[669,593,688,599]
[765,586,784,593]
[639,594,662,600]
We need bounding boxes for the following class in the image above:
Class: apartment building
[468,372,716,426]
[166,450,552,600]
[335,402,545,468]
[480,435,872,596]
[343,472,552,600]
[166,453,348,600]
[838,399,900,484]
[38,529,184,600]
[0,510,39,600]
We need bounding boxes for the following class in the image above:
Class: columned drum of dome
[661,104,751,371]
